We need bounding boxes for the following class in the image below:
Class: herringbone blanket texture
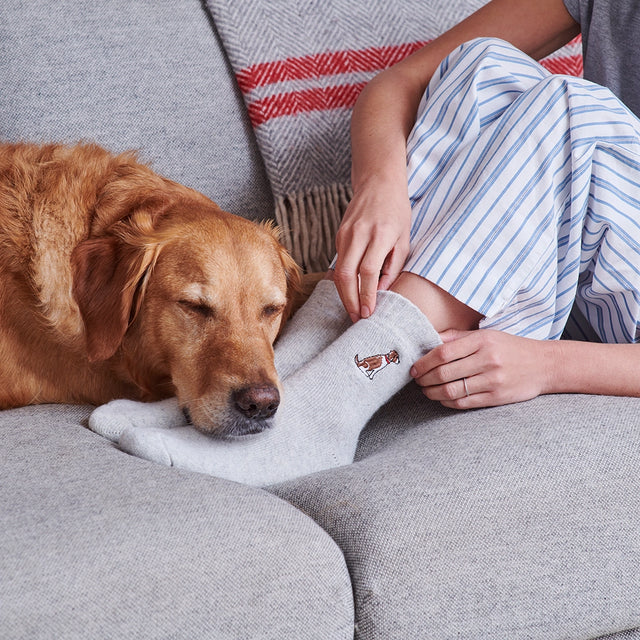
[206,0,583,271]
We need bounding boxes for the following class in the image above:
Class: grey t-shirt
[563,0,640,117]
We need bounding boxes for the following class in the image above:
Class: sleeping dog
[0,142,301,435]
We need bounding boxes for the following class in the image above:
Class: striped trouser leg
[404,37,640,343]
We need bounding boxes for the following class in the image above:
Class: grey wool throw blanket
[205,0,583,272]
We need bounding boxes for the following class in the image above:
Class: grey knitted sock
[275,278,350,379]
[118,290,442,486]
[88,398,183,442]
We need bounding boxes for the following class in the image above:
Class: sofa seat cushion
[274,388,640,639]
[1,405,353,640]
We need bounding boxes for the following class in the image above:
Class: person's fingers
[415,330,549,410]
[357,239,399,318]
[437,389,499,410]
[419,369,486,403]
[414,348,488,403]
[334,230,368,321]
[410,333,480,381]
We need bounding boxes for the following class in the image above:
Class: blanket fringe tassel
[274,183,353,273]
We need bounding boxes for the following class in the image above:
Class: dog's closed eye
[262,303,284,319]
[178,299,216,319]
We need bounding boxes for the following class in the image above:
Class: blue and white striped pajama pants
[404,38,640,343]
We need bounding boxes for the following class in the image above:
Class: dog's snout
[233,385,280,420]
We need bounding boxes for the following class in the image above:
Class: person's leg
[368,37,551,334]
[402,38,640,342]
[390,272,482,332]
[405,37,550,210]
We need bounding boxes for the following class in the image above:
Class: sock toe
[88,400,138,442]
[118,427,173,466]
[89,398,186,442]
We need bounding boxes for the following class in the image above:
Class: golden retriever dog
[0,142,301,435]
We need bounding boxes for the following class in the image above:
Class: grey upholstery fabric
[0,0,273,222]
[274,389,640,639]
[0,405,354,639]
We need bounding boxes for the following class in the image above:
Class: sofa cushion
[0,0,273,222]
[0,405,354,640]
[274,389,640,639]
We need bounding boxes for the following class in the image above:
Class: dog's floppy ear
[71,185,169,362]
[72,159,175,362]
[72,216,163,363]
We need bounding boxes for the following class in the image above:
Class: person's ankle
[390,272,481,332]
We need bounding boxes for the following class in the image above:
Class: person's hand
[410,328,554,409]
[333,176,411,322]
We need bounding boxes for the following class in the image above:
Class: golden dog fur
[0,142,301,434]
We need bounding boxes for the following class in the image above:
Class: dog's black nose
[232,385,280,420]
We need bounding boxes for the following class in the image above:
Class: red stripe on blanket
[242,36,583,127]
[248,82,367,127]
[539,53,583,77]
[237,42,427,93]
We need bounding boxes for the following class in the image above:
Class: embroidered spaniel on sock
[354,350,399,380]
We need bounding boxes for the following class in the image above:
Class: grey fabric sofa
[2,1,640,638]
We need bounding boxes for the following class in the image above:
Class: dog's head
[72,171,301,436]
